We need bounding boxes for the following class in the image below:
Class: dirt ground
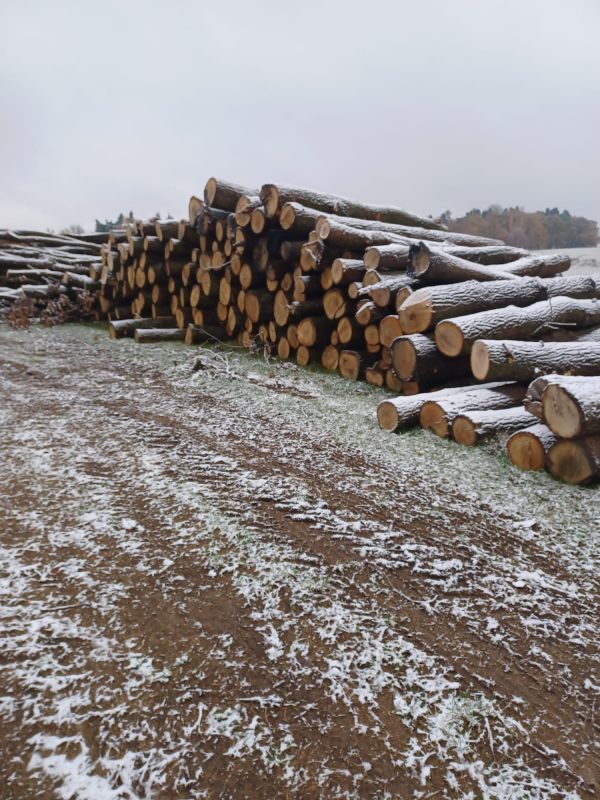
[0,324,598,799]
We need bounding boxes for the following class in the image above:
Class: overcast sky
[1,0,598,232]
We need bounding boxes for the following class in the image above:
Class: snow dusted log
[260,184,444,229]
[203,178,258,212]
[391,334,469,384]
[398,275,600,335]
[507,423,558,470]
[546,436,600,484]
[452,406,536,446]
[363,244,411,271]
[436,297,600,357]
[408,242,518,283]
[364,243,528,271]
[357,274,418,308]
[134,328,185,343]
[498,252,570,278]
[420,383,526,438]
[108,317,174,339]
[376,383,504,432]
[541,376,600,439]
[316,216,506,247]
[471,340,600,382]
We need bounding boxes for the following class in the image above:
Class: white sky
[0,0,598,232]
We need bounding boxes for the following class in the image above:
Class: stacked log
[0,229,106,322]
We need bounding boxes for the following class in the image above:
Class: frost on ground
[0,325,598,799]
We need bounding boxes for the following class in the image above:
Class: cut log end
[451,416,478,446]
[377,401,400,431]
[398,290,434,334]
[419,401,449,438]
[507,430,547,470]
[546,439,599,485]
[435,321,464,357]
[470,340,491,381]
[543,384,584,439]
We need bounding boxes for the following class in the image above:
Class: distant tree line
[94,211,173,232]
[437,206,598,250]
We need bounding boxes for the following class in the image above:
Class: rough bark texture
[436,297,600,357]
[204,178,258,212]
[408,243,517,284]
[420,384,526,438]
[452,406,536,446]
[471,339,600,382]
[398,275,599,335]
[260,185,444,229]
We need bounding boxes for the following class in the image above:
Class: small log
[507,423,558,471]
[452,406,536,446]
[377,384,491,432]
[108,316,174,339]
[391,334,469,384]
[204,178,258,211]
[420,383,526,437]
[471,339,600,382]
[134,328,185,343]
[546,437,600,484]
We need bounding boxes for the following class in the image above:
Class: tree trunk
[471,339,600,382]
[316,216,505,246]
[408,243,518,283]
[546,436,600,485]
[260,184,444,229]
[420,383,526,437]
[436,297,600,357]
[356,274,418,307]
[108,316,174,339]
[204,178,258,211]
[499,252,570,277]
[364,242,527,271]
[134,328,185,343]
[540,375,600,438]
[452,406,536,446]
[398,275,599,335]
[391,334,470,384]
[376,382,506,431]
[506,423,558,470]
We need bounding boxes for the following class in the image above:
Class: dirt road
[0,324,598,799]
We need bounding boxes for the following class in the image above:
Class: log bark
[546,436,600,484]
[436,297,600,357]
[204,178,258,212]
[357,274,418,307]
[452,406,536,446]
[108,316,174,339]
[506,423,558,471]
[391,334,470,384]
[471,339,600,382]
[377,383,505,432]
[134,328,185,343]
[408,243,518,284]
[420,383,526,437]
[260,184,444,228]
[540,375,600,438]
[398,275,600,335]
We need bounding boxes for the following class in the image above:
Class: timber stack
[21,175,598,486]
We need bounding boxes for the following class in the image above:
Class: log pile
[0,228,106,324]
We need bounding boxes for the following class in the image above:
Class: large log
[436,297,600,357]
[546,437,600,484]
[260,184,444,228]
[471,339,600,382]
[507,423,558,470]
[398,275,600,335]
[408,243,519,283]
[391,334,470,384]
[364,242,528,271]
[452,406,536,446]
[376,382,508,432]
[316,216,507,246]
[540,375,600,439]
[420,383,526,437]
[203,178,258,212]
[498,252,570,277]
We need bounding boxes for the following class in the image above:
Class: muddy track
[0,325,598,799]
